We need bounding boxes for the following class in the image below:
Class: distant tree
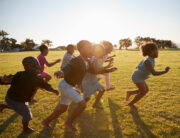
[41,39,53,47]
[134,36,144,48]
[119,38,132,49]
[9,38,17,49]
[0,30,9,39]
[0,30,10,50]
[57,46,66,50]
[114,44,117,49]
[21,38,36,50]
[0,38,11,50]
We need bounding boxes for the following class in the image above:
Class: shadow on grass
[63,100,111,138]
[130,108,156,138]
[0,100,36,134]
[0,113,19,134]
[108,98,123,138]
[63,102,76,138]
[37,100,61,138]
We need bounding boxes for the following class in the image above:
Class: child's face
[106,47,113,54]
[93,47,106,58]
[150,49,158,58]
[68,48,75,55]
[26,60,41,75]
[82,45,93,58]
[43,49,48,56]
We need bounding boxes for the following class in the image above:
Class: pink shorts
[41,72,50,78]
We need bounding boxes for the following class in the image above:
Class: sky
[1,0,180,47]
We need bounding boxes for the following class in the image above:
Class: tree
[21,38,36,50]
[0,30,9,39]
[0,30,10,50]
[119,38,132,49]
[41,39,53,47]
[9,38,17,49]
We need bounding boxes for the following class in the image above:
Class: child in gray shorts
[0,57,59,133]
[126,42,170,108]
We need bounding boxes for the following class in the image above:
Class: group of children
[0,40,170,133]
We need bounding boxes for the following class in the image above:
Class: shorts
[5,96,32,122]
[41,72,50,78]
[58,79,83,105]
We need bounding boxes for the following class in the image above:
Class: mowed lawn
[0,50,180,138]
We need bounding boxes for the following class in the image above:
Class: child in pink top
[37,45,61,82]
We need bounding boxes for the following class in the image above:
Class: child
[126,42,170,108]
[1,57,59,133]
[37,45,61,82]
[61,44,75,70]
[42,40,116,132]
[100,40,116,91]
[81,44,116,109]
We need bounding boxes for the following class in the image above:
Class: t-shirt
[96,54,108,68]
[7,71,53,102]
[37,54,48,73]
[132,56,155,80]
[61,52,75,70]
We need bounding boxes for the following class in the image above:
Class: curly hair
[140,42,157,56]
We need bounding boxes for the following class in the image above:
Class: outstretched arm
[145,60,170,76]
[39,77,59,95]
[0,74,13,85]
[46,59,61,67]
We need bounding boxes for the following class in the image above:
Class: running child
[42,40,116,132]
[1,57,59,133]
[81,44,116,109]
[61,44,75,70]
[37,44,61,82]
[100,40,116,91]
[126,42,170,108]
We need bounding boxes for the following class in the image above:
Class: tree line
[0,30,178,51]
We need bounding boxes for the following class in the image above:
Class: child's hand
[56,59,61,63]
[74,88,81,95]
[109,67,118,72]
[53,90,59,96]
[54,71,64,78]
[106,60,113,68]
[2,74,13,83]
[165,67,170,73]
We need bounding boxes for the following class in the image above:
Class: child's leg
[42,72,52,82]
[105,73,110,89]
[128,82,149,107]
[65,100,86,132]
[92,90,105,109]
[42,104,68,130]
[105,73,115,91]
[44,74,52,82]
[126,90,139,101]
[5,96,33,133]
[0,103,11,112]
[84,97,90,102]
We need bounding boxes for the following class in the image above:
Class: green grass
[0,50,180,138]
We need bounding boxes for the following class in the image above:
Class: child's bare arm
[54,70,64,78]
[145,60,170,76]
[107,55,116,59]
[92,60,113,73]
[46,59,61,67]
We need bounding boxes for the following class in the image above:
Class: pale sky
[1,0,180,47]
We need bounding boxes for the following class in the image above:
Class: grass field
[0,50,180,138]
